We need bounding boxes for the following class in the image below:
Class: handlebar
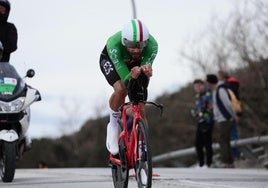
[118,101,164,117]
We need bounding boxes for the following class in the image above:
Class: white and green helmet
[121,19,149,49]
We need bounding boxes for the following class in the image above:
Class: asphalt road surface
[0,168,267,188]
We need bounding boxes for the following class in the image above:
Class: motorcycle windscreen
[0,63,26,101]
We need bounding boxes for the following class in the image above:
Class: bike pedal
[112,154,120,159]
[109,154,120,166]
[108,159,117,167]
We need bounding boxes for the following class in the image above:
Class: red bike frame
[109,102,142,169]
[109,100,163,167]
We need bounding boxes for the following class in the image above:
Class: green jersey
[106,31,158,83]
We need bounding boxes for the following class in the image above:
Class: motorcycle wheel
[0,141,17,182]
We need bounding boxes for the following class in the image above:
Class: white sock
[106,107,120,155]
[109,107,120,127]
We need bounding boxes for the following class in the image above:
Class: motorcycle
[0,63,41,182]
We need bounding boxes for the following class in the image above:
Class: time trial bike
[109,76,163,188]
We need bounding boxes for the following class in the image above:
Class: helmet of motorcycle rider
[0,41,3,60]
[0,0,10,23]
[121,19,149,49]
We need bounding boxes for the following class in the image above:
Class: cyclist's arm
[141,35,158,66]
[107,32,131,83]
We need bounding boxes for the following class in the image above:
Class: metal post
[131,0,137,18]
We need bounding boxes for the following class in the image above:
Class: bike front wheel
[135,119,152,188]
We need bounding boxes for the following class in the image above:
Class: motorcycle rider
[0,0,17,62]
[99,19,158,156]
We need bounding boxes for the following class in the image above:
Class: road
[0,168,267,188]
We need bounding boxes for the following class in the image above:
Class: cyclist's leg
[106,81,128,155]
[100,49,127,155]
[109,81,128,111]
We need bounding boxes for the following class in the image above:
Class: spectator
[0,0,17,62]
[218,70,240,101]
[218,70,241,160]
[206,74,237,168]
[191,79,214,168]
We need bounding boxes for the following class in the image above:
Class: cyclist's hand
[141,64,152,77]
[131,66,141,79]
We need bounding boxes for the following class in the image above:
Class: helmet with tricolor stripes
[122,19,149,49]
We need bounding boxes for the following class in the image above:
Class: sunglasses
[123,38,148,49]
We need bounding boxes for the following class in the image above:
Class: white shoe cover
[140,169,147,185]
[106,123,119,155]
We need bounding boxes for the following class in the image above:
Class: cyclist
[99,19,158,155]
[0,0,17,62]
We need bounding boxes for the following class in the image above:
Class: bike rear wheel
[135,119,152,188]
[111,121,129,188]
[111,163,129,188]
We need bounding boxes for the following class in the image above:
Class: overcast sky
[7,0,234,138]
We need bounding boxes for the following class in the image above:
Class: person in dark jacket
[0,0,17,62]
[192,79,214,168]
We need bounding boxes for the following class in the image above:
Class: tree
[180,0,268,85]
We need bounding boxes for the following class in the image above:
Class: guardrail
[152,135,268,163]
